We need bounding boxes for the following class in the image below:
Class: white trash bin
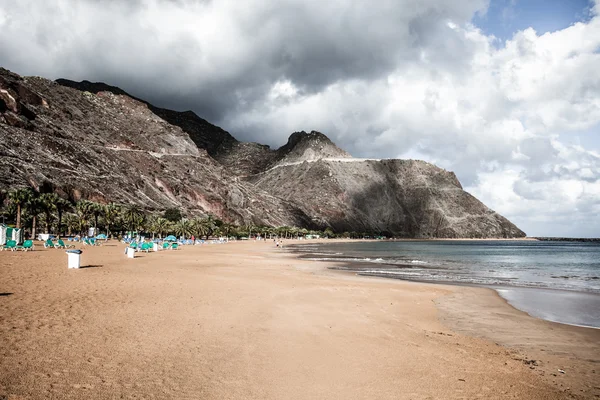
[126,247,135,258]
[153,243,158,252]
[66,250,82,269]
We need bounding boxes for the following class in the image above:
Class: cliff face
[248,156,523,238]
[0,68,526,237]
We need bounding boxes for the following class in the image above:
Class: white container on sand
[127,247,135,258]
[153,243,158,252]
[66,250,82,269]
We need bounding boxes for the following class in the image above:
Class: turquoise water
[291,240,600,328]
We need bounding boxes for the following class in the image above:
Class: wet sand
[495,286,600,329]
[0,240,598,399]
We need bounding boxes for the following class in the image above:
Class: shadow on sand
[80,265,103,269]
[0,293,14,296]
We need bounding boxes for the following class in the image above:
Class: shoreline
[284,238,600,329]
[434,284,600,397]
[283,239,600,396]
[287,239,600,329]
[1,239,598,399]
[493,286,600,330]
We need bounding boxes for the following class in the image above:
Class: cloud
[0,0,599,236]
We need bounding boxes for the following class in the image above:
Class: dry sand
[0,239,598,399]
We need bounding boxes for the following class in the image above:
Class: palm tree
[262,226,274,239]
[174,218,191,239]
[221,223,235,238]
[0,189,7,223]
[25,194,42,240]
[103,203,120,238]
[202,215,217,239]
[76,200,95,235]
[244,223,256,239]
[90,202,104,231]
[146,214,159,239]
[278,226,292,239]
[8,188,32,228]
[55,198,72,237]
[64,213,79,236]
[191,218,208,239]
[121,204,144,233]
[39,193,59,234]
[151,217,171,238]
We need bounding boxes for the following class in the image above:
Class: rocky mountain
[0,67,526,237]
[0,68,312,227]
[249,157,523,237]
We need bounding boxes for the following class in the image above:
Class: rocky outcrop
[56,78,239,156]
[0,67,526,237]
[0,68,46,130]
[212,131,351,176]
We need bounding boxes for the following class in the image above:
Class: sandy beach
[1,240,598,399]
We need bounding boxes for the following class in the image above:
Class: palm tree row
[1,188,376,240]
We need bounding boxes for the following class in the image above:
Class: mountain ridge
[0,68,526,237]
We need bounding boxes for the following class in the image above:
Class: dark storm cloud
[0,0,487,126]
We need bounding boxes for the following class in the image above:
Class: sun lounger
[2,240,17,251]
[44,239,55,248]
[140,242,151,253]
[171,243,179,250]
[162,242,170,250]
[21,240,34,251]
[58,239,74,249]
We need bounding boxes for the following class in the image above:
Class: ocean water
[290,240,600,328]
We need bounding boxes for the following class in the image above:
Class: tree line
[0,188,359,240]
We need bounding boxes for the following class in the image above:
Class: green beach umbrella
[164,235,177,242]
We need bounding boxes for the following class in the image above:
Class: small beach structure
[0,224,23,245]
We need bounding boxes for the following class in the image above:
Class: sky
[0,0,599,237]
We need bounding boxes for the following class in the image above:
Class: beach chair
[171,243,179,250]
[2,240,17,251]
[58,239,74,249]
[21,240,34,251]
[44,239,55,248]
[162,242,170,250]
[129,242,138,251]
[140,242,151,253]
